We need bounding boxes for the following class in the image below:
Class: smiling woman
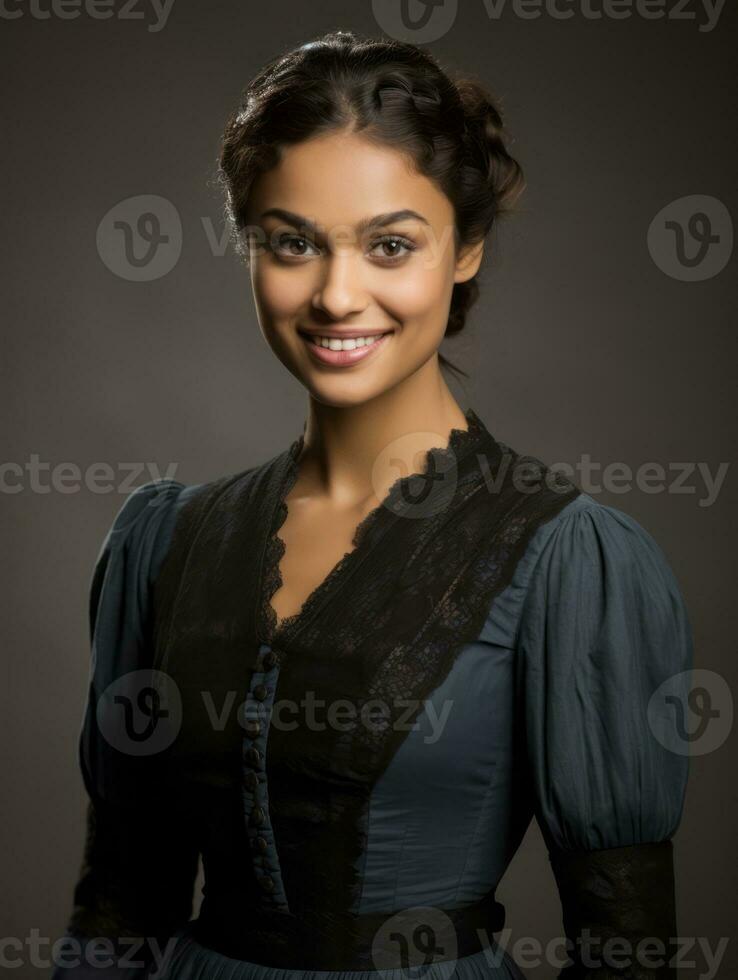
[54,27,692,980]
[219,40,524,403]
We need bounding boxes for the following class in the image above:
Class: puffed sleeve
[52,481,202,979]
[516,495,693,978]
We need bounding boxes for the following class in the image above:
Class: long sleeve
[53,481,202,979]
[516,496,694,978]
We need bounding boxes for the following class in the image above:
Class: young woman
[55,30,692,980]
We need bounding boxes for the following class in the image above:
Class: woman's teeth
[310,334,385,351]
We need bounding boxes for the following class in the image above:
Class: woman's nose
[311,251,369,320]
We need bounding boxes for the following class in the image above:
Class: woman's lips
[300,331,392,367]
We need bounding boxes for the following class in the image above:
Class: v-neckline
[257,407,487,648]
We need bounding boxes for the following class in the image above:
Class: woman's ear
[453,239,485,284]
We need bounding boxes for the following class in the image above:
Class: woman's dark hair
[216,29,525,381]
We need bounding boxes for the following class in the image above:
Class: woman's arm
[516,496,693,978]
[53,482,201,979]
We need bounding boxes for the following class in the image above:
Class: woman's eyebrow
[258,208,430,235]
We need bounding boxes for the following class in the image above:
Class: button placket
[240,641,289,911]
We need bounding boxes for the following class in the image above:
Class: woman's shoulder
[102,451,282,575]
[517,490,693,648]
[100,479,199,581]
[106,478,207,532]
[531,491,686,587]
[481,490,691,648]
[105,476,228,546]
[517,489,683,583]
[89,479,213,635]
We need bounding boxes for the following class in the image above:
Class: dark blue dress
[55,455,693,979]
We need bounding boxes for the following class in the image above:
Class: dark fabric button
[253,683,268,701]
[244,770,259,792]
[245,747,260,767]
[251,806,265,826]
[261,650,278,670]
[244,719,261,738]
[252,835,269,854]
[259,875,275,893]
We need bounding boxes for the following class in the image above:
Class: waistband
[190,891,506,971]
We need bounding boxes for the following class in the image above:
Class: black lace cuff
[549,840,677,979]
[67,792,199,944]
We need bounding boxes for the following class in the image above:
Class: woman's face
[243,129,483,408]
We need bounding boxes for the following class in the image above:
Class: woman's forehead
[248,132,453,230]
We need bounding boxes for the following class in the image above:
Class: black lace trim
[549,840,678,979]
[259,408,488,647]
[67,791,200,944]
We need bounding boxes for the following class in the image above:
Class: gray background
[3,1,736,977]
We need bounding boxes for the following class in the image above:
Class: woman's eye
[273,234,320,258]
[271,233,416,263]
[369,236,416,262]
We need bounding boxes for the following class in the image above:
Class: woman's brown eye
[372,236,416,260]
[275,235,317,257]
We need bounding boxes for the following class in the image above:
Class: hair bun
[455,78,526,216]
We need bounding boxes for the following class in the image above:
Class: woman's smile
[298,328,394,367]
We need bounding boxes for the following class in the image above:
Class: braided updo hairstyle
[216,29,525,380]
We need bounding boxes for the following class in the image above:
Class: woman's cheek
[252,259,311,320]
[375,263,454,332]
